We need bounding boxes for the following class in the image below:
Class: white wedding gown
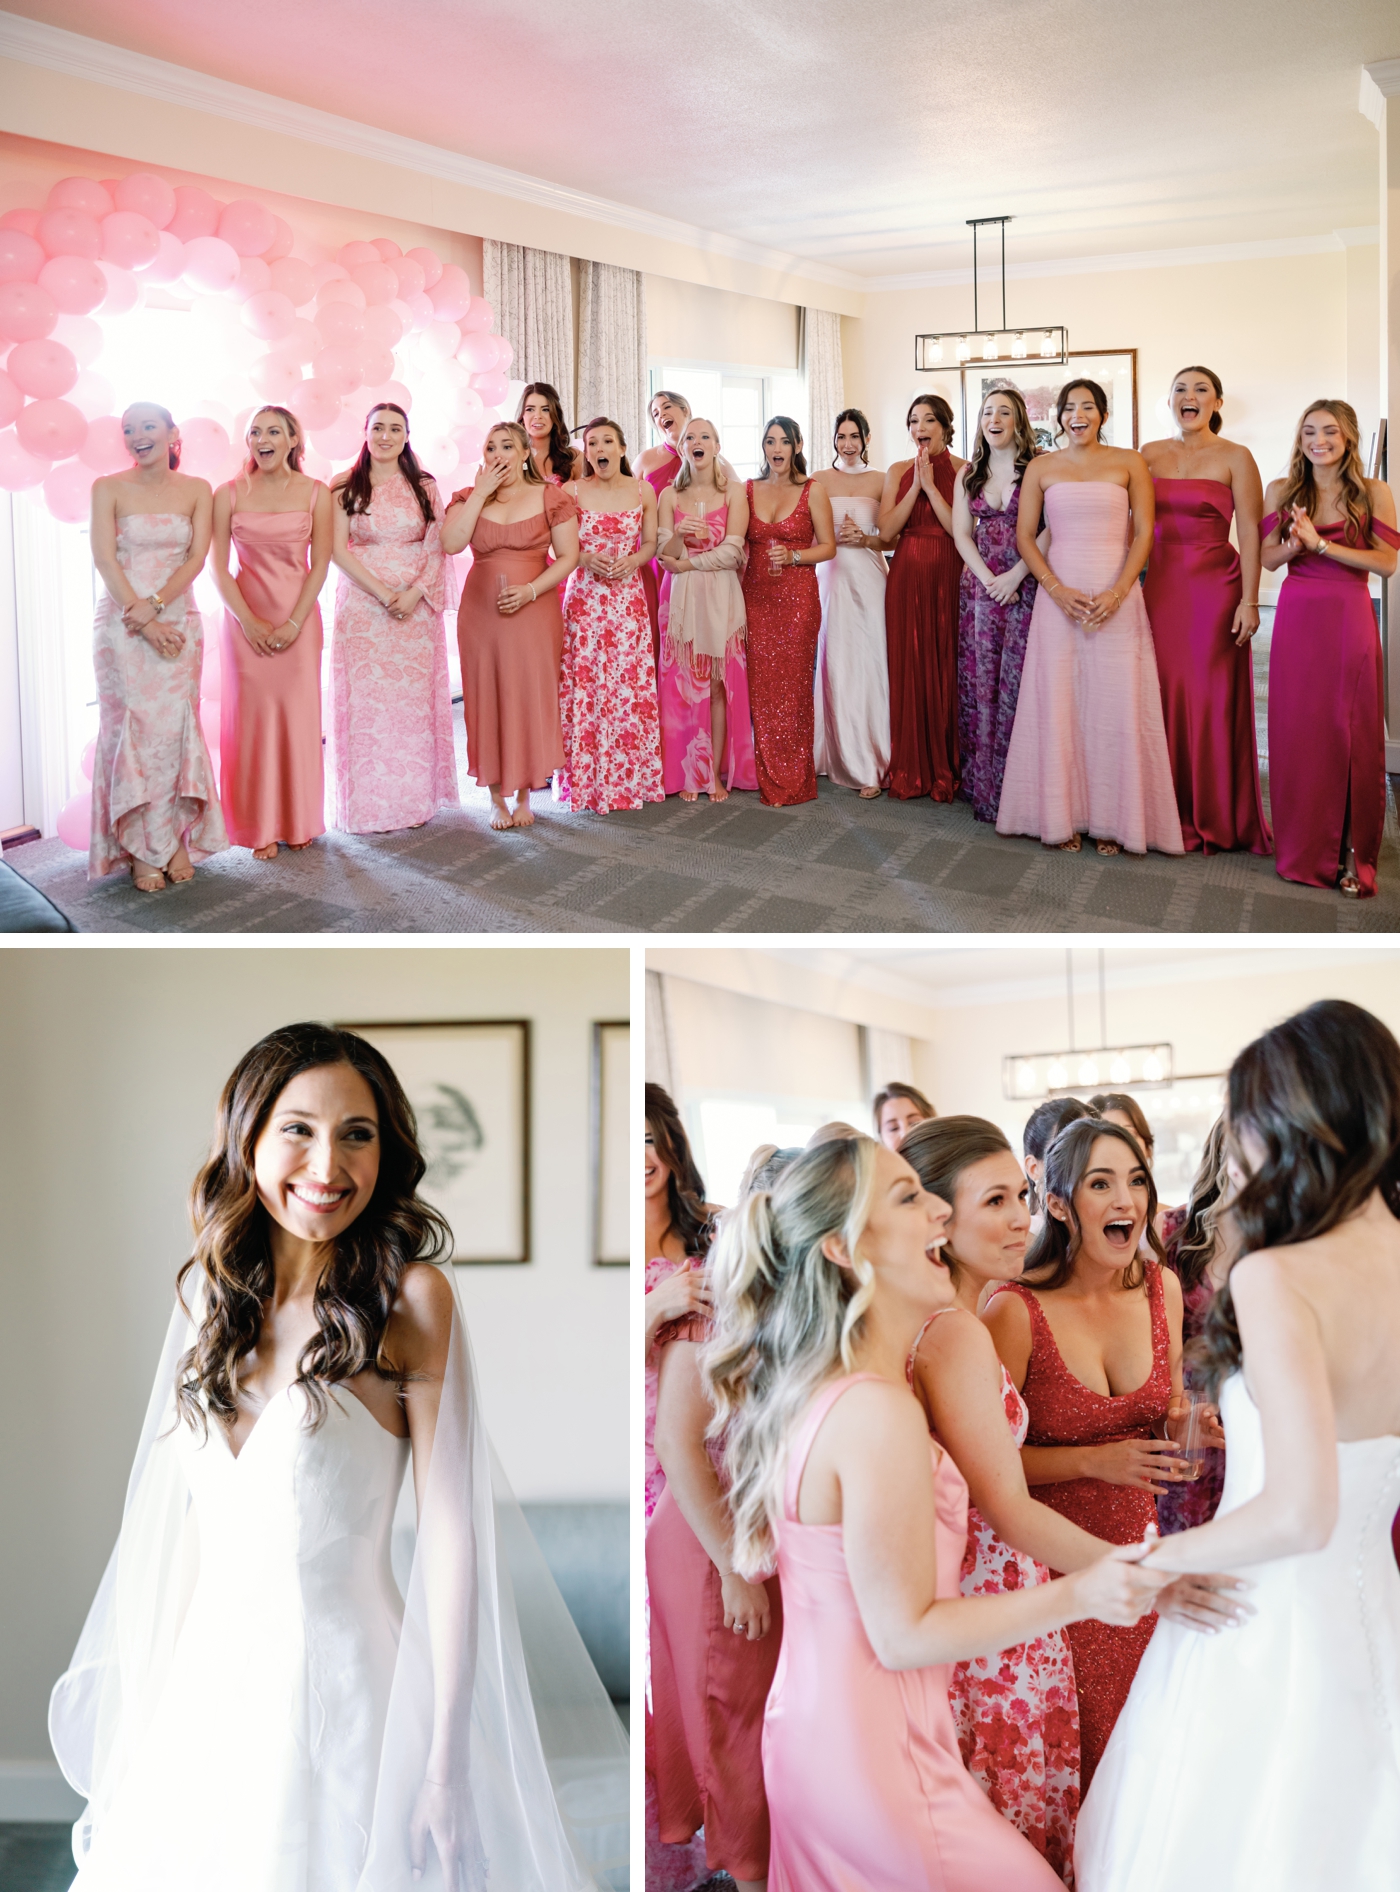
[1075,1370,1400,1891]
[814,494,890,791]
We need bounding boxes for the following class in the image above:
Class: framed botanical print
[340,1018,530,1264]
[593,1020,629,1266]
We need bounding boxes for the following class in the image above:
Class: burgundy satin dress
[1143,479,1270,855]
[1264,509,1399,898]
[886,453,962,800]
[991,1263,1172,1792]
[742,479,822,805]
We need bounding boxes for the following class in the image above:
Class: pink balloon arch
[1,172,514,848]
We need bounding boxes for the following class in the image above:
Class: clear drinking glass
[496,571,510,611]
[1176,1394,1210,1482]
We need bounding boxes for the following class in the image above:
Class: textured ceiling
[8,0,1396,276]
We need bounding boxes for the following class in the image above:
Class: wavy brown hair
[1196,1000,1400,1397]
[579,415,633,479]
[645,1082,713,1258]
[871,1081,935,1134]
[333,403,437,526]
[1088,1091,1155,1159]
[517,381,576,479]
[1055,377,1109,444]
[963,385,1037,504]
[1166,1116,1229,1295]
[1276,399,1371,548]
[1171,364,1224,435]
[1023,1116,1163,1291]
[175,1022,452,1435]
[1021,1096,1099,1213]
[899,1115,1017,1287]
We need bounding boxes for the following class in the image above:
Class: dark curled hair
[871,1081,935,1133]
[1023,1116,1162,1291]
[579,414,633,479]
[517,381,576,478]
[1022,1096,1099,1211]
[758,414,807,481]
[832,407,871,466]
[906,394,955,442]
[645,1082,714,1258]
[1172,364,1224,434]
[900,1115,1015,1286]
[1088,1091,1155,1157]
[333,403,437,525]
[1168,1116,1229,1294]
[964,384,1037,504]
[175,1022,452,1435]
[1055,378,1109,443]
[1196,1000,1400,1398]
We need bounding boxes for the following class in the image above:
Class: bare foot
[252,843,278,862]
[1095,838,1121,857]
[858,785,882,799]
[131,859,165,892]
[286,838,315,851]
[680,790,699,803]
[1055,834,1083,853]
[166,844,195,883]
[489,800,513,832]
[511,798,536,829]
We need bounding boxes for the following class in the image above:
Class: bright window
[649,366,810,482]
[684,1091,867,1209]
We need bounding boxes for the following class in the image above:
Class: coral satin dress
[991,1266,1172,1791]
[886,453,962,801]
[743,479,823,806]
[219,503,326,851]
[763,1374,1063,1892]
[1142,479,1270,855]
[1262,509,1399,898]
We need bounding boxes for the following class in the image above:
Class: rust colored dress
[453,483,576,794]
[990,1263,1172,1791]
[742,479,822,805]
[646,1312,782,1883]
[886,452,962,800]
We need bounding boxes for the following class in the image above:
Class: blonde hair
[702,1135,882,1578]
[485,420,543,484]
[241,405,304,483]
[1277,399,1371,547]
[673,417,729,495]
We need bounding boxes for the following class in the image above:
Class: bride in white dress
[812,409,891,796]
[1075,997,1400,1892]
[49,1023,625,1892]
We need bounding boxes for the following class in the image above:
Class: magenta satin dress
[1263,509,1399,899]
[764,1374,1063,1892]
[642,446,682,667]
[1143,479,1270,855]
[219,504,326,850]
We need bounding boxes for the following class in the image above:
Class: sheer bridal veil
[48,1273,628,1891]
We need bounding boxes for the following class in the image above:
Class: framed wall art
[962,348,1139,451]
[593,1020,629,1266]
[340,1018,530,1264]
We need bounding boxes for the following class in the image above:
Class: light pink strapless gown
[764,1374,1063,1892]
[996,484,1184,854]
[219,505,325,849]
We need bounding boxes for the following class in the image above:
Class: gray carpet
[0,1825,72,1892]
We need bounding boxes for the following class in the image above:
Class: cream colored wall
[646,273,800,371]
[0,946,628,1778]
[661,975,863,1102]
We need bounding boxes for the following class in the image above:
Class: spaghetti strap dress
[742,479,823,805]
[764,1372,1063,1891]
[643,445,683,667]
[989,1265,1172,1791]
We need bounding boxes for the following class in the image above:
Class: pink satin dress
[219,502,325,850]
[764,1373,1063,1891]
[1263,509,1399,898]
[1142,479,1270,855]
[643,445,682,666]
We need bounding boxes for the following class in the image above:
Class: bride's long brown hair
[175,1022,452,1434]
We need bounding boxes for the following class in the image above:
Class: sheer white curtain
[7,497,99,837]
[801,307,845,476]
[861,1026,918,1105]
[575,262,647,467]
[483,240,576,419]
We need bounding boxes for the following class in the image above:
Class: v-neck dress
[989,1264,1172,1791]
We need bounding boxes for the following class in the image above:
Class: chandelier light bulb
[1012,332,1027,358]
[1110,1053,1131,1083]
[956,334,972,363]
[1016,1060,1037,1094]
[982,334,997,361]
[1040,329,1056,357]
[1143,1054,1164,1083]
[1047,1058,1068,1089]
[1078,1057,1099,1086]
[928,339,944,364]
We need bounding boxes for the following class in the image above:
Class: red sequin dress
[989,1263,1171,1791]
[885,452,962,800]
[742,479,822,805]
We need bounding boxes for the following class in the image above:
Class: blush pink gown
[218,502,326,850]
[996,485,1184,854]
[764,1374,1063,1891]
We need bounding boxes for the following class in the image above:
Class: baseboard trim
[0,1761,84,1822]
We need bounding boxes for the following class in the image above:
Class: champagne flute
[496,571,510,613]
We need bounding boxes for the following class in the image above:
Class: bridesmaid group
[87,375,1396,899]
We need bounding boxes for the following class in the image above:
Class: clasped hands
[240,615,302,656]
[123,597,185,658]
[1045,574,1125,629]
[583,549,643,582]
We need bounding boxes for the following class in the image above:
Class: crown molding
[1360,56,1400,128]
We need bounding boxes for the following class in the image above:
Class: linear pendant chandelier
[914,216,1069,372]
[1001,949,1174,1101]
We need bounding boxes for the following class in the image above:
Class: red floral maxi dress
[909,1312,1082,1886]
[556,502,665,814]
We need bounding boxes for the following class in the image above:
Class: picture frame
[592,1020,629,1266]
[339,1018,530,1264]
[962,348,1139,451]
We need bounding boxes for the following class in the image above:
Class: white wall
[0,944,628,1777]
[646,273,800,371]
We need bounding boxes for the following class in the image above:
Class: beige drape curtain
[802,306,845,474]
[483,240,575,417]
[576,261,648,467]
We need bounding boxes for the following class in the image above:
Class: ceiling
[8,0,1395,281]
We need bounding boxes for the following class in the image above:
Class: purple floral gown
[956,481,1037,823]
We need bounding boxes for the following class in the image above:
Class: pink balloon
[428,264,472,322]
[56,788,92,851]
[404,292,434,330]
[43,457,97,523]
[268,256,316,308]
[310,410,367,460]
[0,281,57,342]
[312,345,365,397]
[278,317,322,365]
[406,246,443,289]
[113,172,177,228]
[38,253,106,315]
[448,383,484,427]
[0,427,51,489]
[358,346,396,387]
[101,210,160,271]
[135,230,186,283]
[455,329,499,374]
[249,352,304,403]
[388,255,426,300]
[101,180,123,201]
[178,416,233,481]
[0,208,40,236]
[315,300,367,349]
[48,177,114,219]
[264,216,295,263]
[317,277,366,312]
[494,336,514,371]
[79,738,96,780]
[69,370,115,420]
[241,289,297,340]
[200,638,222,703]
[350,261,397,307]
[360,302,403,351]
[454,419,488,463]
[36,207,102,261]
[218,199,277,258]
[232,255,272,301]
[422,320,461,363]
[371,238,402,261]
[295,378,344,432]
[17,398,86,459]
[97,263,140,314]
[470,369,510,407]
[182,235,241,293]
[168,186,221,242]
[0,228,43,283]
[8,338,78,399]
[458,296,494,334]
[361,379,412,414]
[0,372,19,429]
[336,240,379,269]
[310,260,349,289]
[79,414,129,472]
